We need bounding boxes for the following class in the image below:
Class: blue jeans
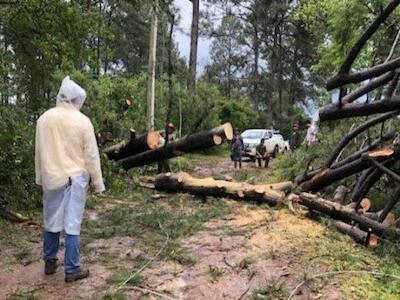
[43,231,80,274]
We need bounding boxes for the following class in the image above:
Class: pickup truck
[241,129,287,160]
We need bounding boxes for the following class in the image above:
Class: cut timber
[368,147,395,158]
[294,133,394,185]
[118,123,234,170]
[104,129,161,161]
[364,211,396,225]
[301,148,393,192]
[333,221,378,248]
[297,193,400,238]
[346,198,371,213]
[154,172,285,206]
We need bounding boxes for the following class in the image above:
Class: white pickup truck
[241,129,287,160]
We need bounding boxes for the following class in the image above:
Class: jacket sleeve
[35,123,41,186]
[83,120,105,193]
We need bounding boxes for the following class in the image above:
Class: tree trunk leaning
[154,172,285,206]
[104,129,161,161]
[118,123,233,170]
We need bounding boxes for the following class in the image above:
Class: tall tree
[147,0,159,130]
[187,0,200,95]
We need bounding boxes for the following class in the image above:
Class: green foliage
[0,106,40,210]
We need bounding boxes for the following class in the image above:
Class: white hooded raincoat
[35,76,105,235]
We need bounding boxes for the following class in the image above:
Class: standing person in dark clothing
[157,123,176,173]
[231,129,244,169]
[255,138,269,168]
[289,123,301,151]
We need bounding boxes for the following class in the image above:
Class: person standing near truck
[255,138,269,168]
[231,129,244,169]
[289,123,302,151]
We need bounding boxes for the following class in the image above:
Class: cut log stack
[117,123,233,170]
[104,129,161,161]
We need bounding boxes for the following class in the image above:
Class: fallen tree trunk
[332,221,378,248]
[319,96,400,121]
[154,172,285,206]
[301,148,394,192]
[104,129,161,160]
[294,133,394,185]
[118,123,233,170]
[297,193,400,238]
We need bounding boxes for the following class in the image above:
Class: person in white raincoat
[35,76,105,282]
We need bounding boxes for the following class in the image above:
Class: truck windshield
[241,131,265,139]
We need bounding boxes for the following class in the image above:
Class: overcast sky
[173,0,212,74]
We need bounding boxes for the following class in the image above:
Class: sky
[173,0,212,75]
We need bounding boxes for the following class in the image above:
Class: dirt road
[0,156,396,299]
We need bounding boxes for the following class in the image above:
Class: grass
[207,265,224,283]
[249,279,289,300]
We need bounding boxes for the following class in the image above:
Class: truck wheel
[273,145,279,158]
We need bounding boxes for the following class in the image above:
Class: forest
[2,0,400,299]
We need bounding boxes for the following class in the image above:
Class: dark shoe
[65,268,90,282]
[44,259,58,275]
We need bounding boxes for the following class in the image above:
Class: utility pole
[147,0,158,131]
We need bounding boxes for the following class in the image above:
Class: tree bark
[154,172,285,206]
[319,96,400,121]
[187,0,200,95]
[301,148,394,192]
[104,129,161,161]
[118,123,233,170]
[146,0,158,130]
[332,221,378,247]
[294,133,394,185]
[297,193,400,238]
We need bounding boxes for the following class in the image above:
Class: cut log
[319,96,400,121]
[297,193,400,238]
[154,172,285,206]
[302,148,395,192]
[378,187,400,222]
[364,211,396,225]
[333,221,378,248]
[104,129,161,161]
[118,123,234,170]
[346,198,371,213]
[294,133,395,185]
